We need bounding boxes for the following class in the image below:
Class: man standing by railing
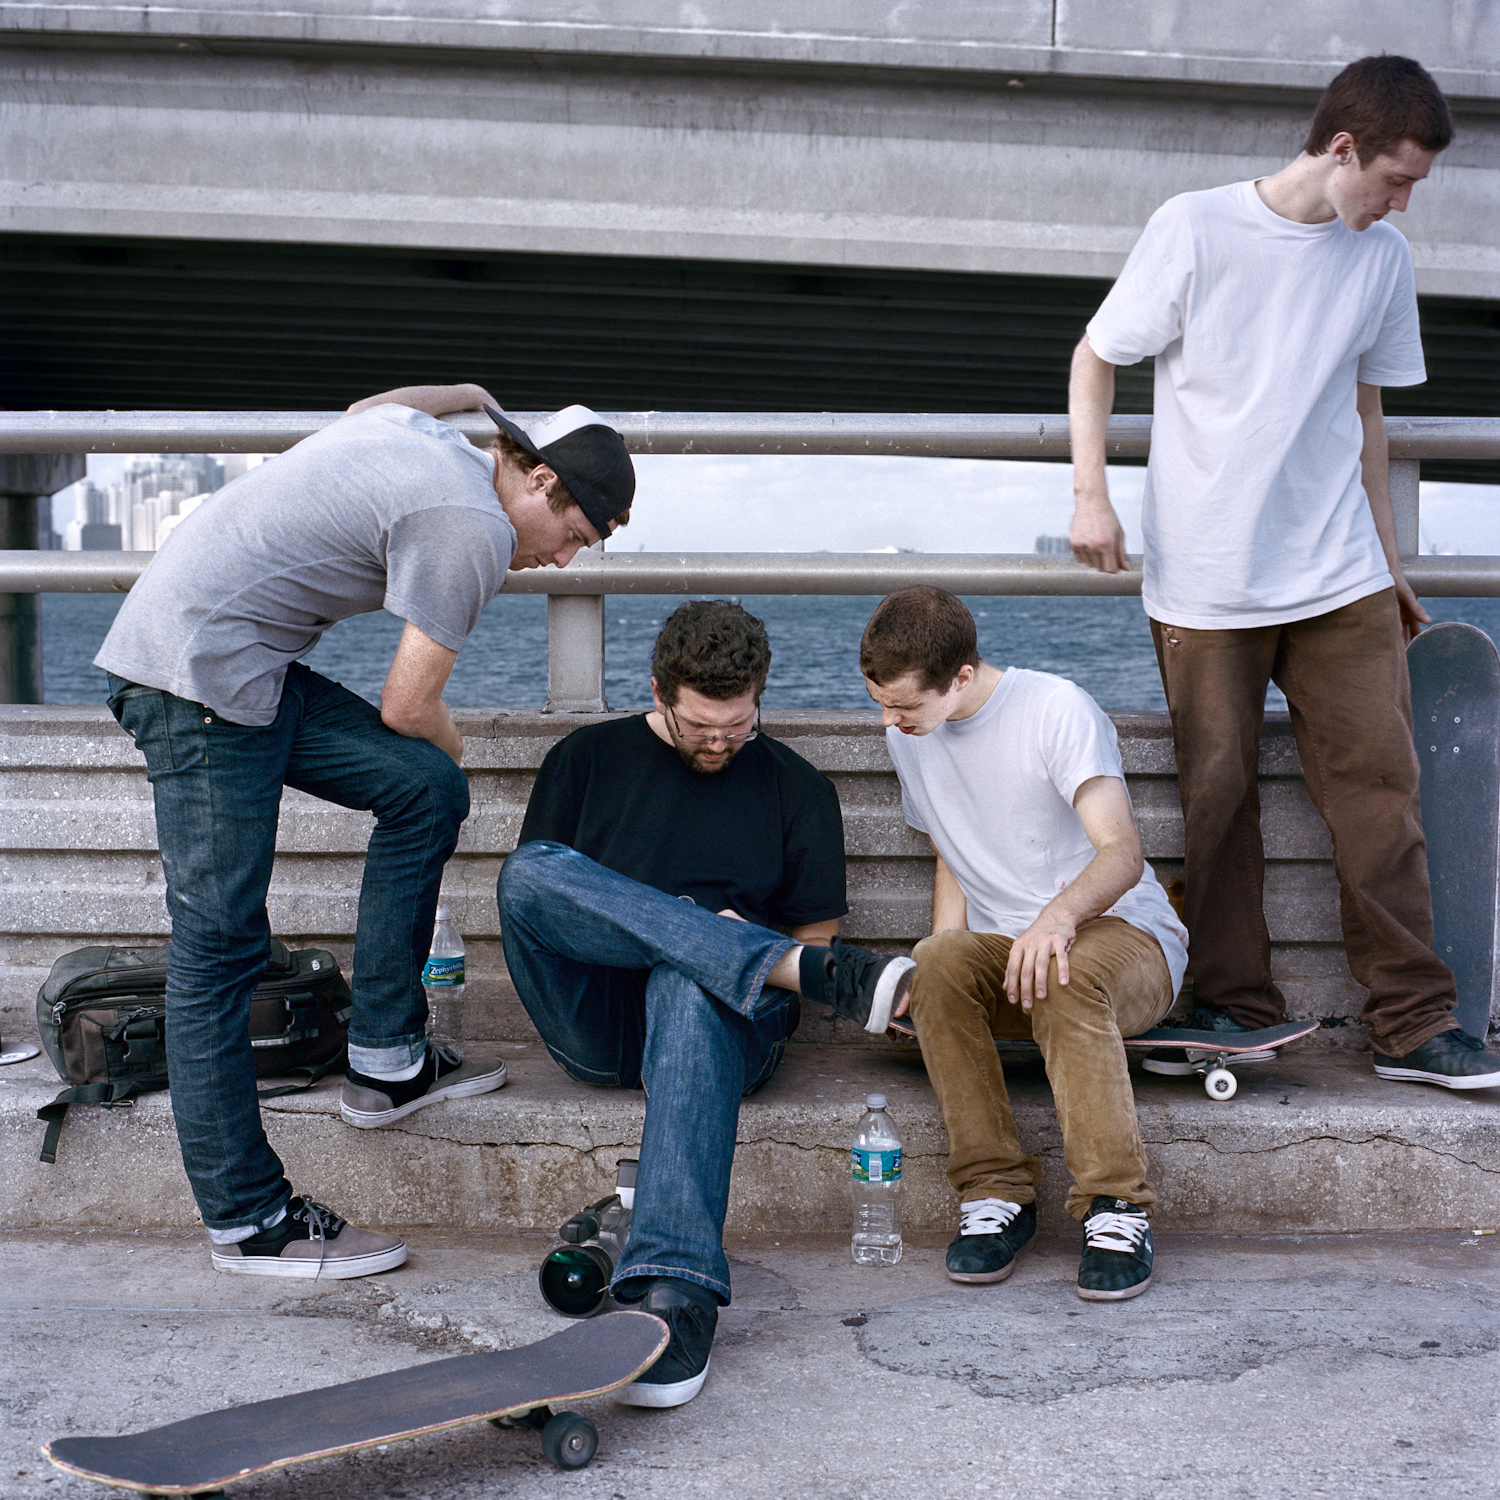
[1068,55,1500,1089]
[97,384,636,1276]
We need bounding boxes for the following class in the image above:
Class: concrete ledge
[4,1043,1495,1239]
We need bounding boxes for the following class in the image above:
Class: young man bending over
[498,601,914,1405]
[862,587,1188,1300]
[98,385,635,1276]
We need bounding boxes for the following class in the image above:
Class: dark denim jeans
[109,663,469,1233]
[497,841,799,1304]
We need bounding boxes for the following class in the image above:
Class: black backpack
[35,940,351,1163]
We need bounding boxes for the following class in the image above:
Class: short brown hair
[652,600,771,706]
[493,431,631,532]
[861,587,980,693]
[1303,55,1453,165]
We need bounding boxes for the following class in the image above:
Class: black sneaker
[1077,1196,1153,1302]
[341,1043,508,1127]
[1142,1007,1275,1075]
[210,1196,407,1279]
[1373,1029,1500,1090]
[613,1278,719,1408]
[946,1198,1037,1284]
[804,938,916,1034]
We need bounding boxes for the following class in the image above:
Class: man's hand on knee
[1004,919,1077,1011]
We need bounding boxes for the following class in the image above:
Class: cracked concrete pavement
[5,1228,1497,1500]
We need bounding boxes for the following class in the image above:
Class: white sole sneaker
[865,957,916,1034]
[1372,1061,1500,1089]
[210,1239,408,1278]
[341,1056,508,1128]
[614,1357,710,1408]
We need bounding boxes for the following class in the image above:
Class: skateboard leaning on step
[45,1310,668,1495]
[1406,620,1500,1041]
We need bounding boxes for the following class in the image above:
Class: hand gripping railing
[3,412,1498,710]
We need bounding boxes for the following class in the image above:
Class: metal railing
[3,412,1499,710]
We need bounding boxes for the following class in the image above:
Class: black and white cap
[483,403,635,540]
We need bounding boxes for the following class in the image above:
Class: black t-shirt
[518,714,847,931]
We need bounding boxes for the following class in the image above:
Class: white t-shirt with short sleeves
[1086,179,1426,630]
[885,668,1188,996]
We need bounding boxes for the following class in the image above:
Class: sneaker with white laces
[210,1196,407,1279]
[804,938,916,1034]
[1373,1029,1500,1090]
[1142,1007,1275,1075]
[945,1197,1037,1284]
[341,1043,508,1128]
[612,1278,718,1408]
[1076,1196,1153,1301]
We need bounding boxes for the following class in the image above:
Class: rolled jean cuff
[613,1261,729,1306]
[347,1034,429,1074]
[206,1199,290,1244]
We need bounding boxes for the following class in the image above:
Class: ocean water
[41,591,1500,715]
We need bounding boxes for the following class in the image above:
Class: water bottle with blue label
[850,1092,903,1265]
[422,906,465,1059]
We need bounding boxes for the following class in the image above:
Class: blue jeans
[108,664,469,1233]
[497,841,799,1304]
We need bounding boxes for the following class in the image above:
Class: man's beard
[674,741,742,776]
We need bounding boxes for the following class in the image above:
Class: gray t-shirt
[96,405,516,724]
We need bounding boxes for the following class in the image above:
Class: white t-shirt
[1086,179,1426,630]
[885,668,1189,997]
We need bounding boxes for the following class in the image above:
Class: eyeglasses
[665,704,760,746]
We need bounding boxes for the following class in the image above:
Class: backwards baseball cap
[484,403,635,540]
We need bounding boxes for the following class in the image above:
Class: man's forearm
[1069,336,1116,502]
[347,384,497,418]
[1034,839,1143,935]
[383,699,464,764]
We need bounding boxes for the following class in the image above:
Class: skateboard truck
[538,1158,636,1318]
[491,1404,599,1469]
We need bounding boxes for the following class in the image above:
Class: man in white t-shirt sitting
[862,588,1189,1301]
[1069,55,1500,1091]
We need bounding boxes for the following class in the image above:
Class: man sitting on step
[498,600,915,1407]
[861,587,1189,1301]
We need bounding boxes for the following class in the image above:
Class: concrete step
[4,1041,1496,1238]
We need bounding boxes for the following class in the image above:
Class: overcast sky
[65,453,1500,557]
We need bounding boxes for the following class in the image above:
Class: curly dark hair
[651,600,772,706]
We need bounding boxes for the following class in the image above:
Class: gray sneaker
[210,1197,407,1279]
[1373,1029,1500,1090]
[341,1044,507,1128]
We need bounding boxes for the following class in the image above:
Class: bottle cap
[866,1093,886,1109]
[435,906,451,921]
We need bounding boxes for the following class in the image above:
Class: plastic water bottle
[851,1093,903,1265]
[422,906,465,1058]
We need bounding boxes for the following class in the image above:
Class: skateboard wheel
[541,1410,598,1470]
[1205,1067,1237,1100]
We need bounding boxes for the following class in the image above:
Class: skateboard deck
[1124,1019,1319,1097]
[45,1310,669,1494]
[889,1013,1315,1099]
[1407,621,1500,1041]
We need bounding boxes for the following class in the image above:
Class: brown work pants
[907,918,1174,1222]
[1150,588,1455,1057]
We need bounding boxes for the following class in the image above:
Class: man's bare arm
[346,384,501,418]
[1357,381,1430,642]
[381,621,463,763]
[1003,775,1145,1011]
[1068,336,1130,575]
[888,846,968,1021]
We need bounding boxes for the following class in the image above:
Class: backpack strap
[256,1053,344,1101]
[37,1080,145,1165]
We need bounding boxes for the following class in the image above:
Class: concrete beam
[2,25,1496,297]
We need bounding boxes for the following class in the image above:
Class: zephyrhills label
[851,1148,902,1183]
[422,956,465,987]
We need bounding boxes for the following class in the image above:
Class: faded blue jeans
[497,840,799,1304]
[108,664,469,1234]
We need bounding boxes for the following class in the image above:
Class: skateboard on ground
[1124,1019,1319,1098]
[45,1310,668,1494]
[890,1012,1316,1099]
[1407,621,1500,1041]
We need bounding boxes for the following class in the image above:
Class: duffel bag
[35,939,351,1163]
